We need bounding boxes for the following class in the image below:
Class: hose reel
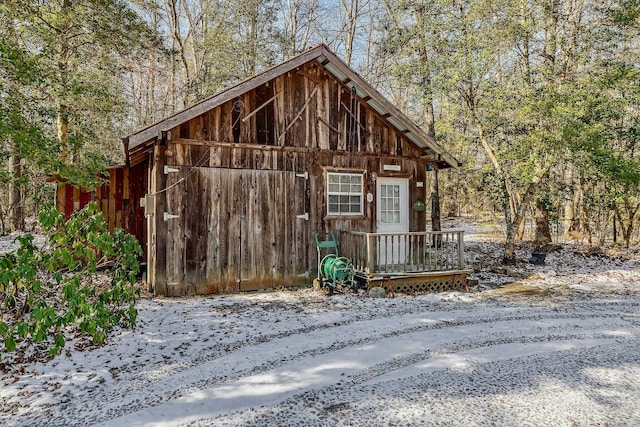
[313,232,356,294]
[318,254,355,294]
[321,255,352,281]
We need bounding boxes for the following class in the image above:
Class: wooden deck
[340,229,472,293]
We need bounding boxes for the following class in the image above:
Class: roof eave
[318,48,460,168]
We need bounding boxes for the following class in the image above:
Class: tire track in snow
[7,297,639,427]
[218,339,640,427]
[65,304,640,425]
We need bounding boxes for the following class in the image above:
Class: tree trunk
[430,167,441,232]
[57,103,69,162]
[8,150,23,232]
[514,193,526,240]
[414,20,440,235]
[623,222,633,248]
[504,234,516,263]
[577,181,592,246]
[564,195,575,235]
[563,165,577,237]
[341,0,359,65]
[246,1,259,74]
[614,201,639,248]
[424,82,440,236]
[57,1,72,162]
[504,183,537,263]
[516,216,526,240]
[473,118,541,262]
[503,183,517,264]
[168,0,191,106]
[470,111,524,264]
[542,0,560,75]
[533,198,552,250]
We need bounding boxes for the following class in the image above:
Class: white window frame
[326,172,364,216]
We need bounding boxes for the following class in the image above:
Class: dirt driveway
[2,281,639,426]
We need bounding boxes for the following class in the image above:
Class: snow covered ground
[2,220,640,426]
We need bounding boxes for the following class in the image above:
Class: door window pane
[380,184,401,224]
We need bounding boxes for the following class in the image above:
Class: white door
[376,177,409,270]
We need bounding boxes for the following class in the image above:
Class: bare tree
[338,0,374,65]
[280,0,319,57]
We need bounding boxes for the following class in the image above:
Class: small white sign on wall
[383,164,401,171]
[416,181,424,187]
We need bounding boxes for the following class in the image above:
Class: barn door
[164,167,308,294]
[235,169,309,291]
[164,166,189,295]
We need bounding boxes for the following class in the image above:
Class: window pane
[327,172,363,215]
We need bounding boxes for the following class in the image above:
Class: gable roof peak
[125,44,459,168]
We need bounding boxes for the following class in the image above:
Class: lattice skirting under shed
[367,273,469,294]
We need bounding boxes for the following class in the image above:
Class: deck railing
[340,230,465,276]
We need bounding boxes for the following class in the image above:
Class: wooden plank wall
[55,160,149,259]
[161,164,308,296]
[157,140,426,295]
[160,62,424,158]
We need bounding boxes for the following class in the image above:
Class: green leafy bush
[0,202,142,361]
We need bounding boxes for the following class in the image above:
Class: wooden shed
[56,162,148,259]
[62,45,471,296]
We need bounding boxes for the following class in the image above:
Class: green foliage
[0,203,141,360]
[377,0,640,247]
[2,0,160,168]
[1,4,132,232]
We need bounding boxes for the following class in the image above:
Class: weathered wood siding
[145,60,432,295]
[160,165,308,295]
[56,161,149,259]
